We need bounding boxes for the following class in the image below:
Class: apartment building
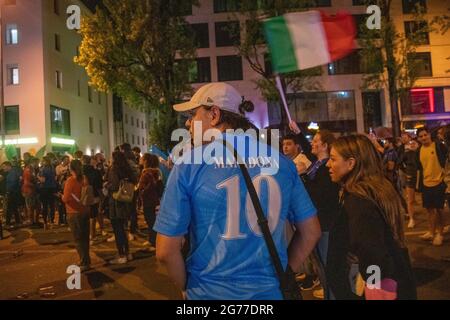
[185,0,450,133]
[1,0,148,158]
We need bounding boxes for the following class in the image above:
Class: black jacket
[303,163,340,232]
[327,192,417,300]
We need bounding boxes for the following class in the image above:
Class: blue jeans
[111,218,129,256]
[315,232,330,299]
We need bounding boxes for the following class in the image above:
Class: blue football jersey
[154,133,316,300]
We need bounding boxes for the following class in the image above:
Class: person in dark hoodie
[81,155,103,243]
[3,161,22,228]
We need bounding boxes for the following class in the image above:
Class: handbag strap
[222,139,290,298]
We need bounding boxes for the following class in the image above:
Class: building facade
[1,0,148,158]
[185,0,450,133]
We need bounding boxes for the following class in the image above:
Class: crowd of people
[1,144,164,271]
[1,82,449,300]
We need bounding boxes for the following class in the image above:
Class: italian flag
[264,11,357,73]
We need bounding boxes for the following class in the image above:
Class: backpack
[81,185,96,206]
[113,179,135,203]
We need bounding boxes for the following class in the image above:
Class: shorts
[405,174,417,189]
[89,204,99,219]
[422,182,447,209]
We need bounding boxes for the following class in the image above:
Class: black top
[326,192,416,300]
[303,163,340,232]
[400,149,418,177]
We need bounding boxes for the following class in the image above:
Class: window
[131,116,134,126]
[137,118,140,128]
[404,21,429,45]
[132,135,135,145]
[328,49,382,75]
[408,52,432,77]
[328,51,362,75]
[362,92,382,132]
[352,0,366,5]
[54,0,60,15]
[77,80,81,96]
[88,86,93,102]
[5,106,20,134]
[310,0,331,6]
[51,105,71,136]
[126,133,129,143]
[6,24,18,45]
[55,34,61,51]
[188,58,212,83]
[98,92,102,104]
[403,0,427,14]
[56,71,63,89]
[246,20,265,45]
[141,121,144,129]
[190,23,209,48]
[125,114,128,124]
[215,21,240,47]
[214,0,240,13]
[402,88,436,114]
[89,117,94,133]
[217,55,243,81]
[7,65,19,85]
[137,136,140,145]
[99,120,103,135]
[142,137,145,146]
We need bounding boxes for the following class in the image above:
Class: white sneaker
[433,234,444,246]
[420,232,434,241]
[313,288,324,299]
[128,233,135,241]
[407,219,416,229]
[107,235,115,243]
[109,256,127,265]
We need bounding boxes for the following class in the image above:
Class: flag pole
[275,74,300,133]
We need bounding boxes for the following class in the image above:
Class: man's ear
[210,106,221,127]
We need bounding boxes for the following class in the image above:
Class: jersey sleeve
[288,171,317,224]
[153,163,192,237]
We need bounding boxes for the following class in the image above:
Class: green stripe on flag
[263,16,298,74]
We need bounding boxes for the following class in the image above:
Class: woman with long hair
[326,135,416,300]
[138,153,164,249]
[106,151,137,264]
[63,160,90,272]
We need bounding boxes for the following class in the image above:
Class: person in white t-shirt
[282,134,312,175]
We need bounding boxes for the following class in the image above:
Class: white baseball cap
[173,82,243,115]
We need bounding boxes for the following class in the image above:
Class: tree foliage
[75,0,198,150]
[358,0,447,136]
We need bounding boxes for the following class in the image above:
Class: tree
[358,0,447,138]
[231,0,323,131]
[76,0,198,151]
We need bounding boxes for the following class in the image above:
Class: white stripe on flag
[284,11,331,70]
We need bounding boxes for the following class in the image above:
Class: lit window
[7,65,19,85]
[6,24,19,44]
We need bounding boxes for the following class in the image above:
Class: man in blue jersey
[154,82,321,300]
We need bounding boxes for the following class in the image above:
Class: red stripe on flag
[320,11,357,61]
